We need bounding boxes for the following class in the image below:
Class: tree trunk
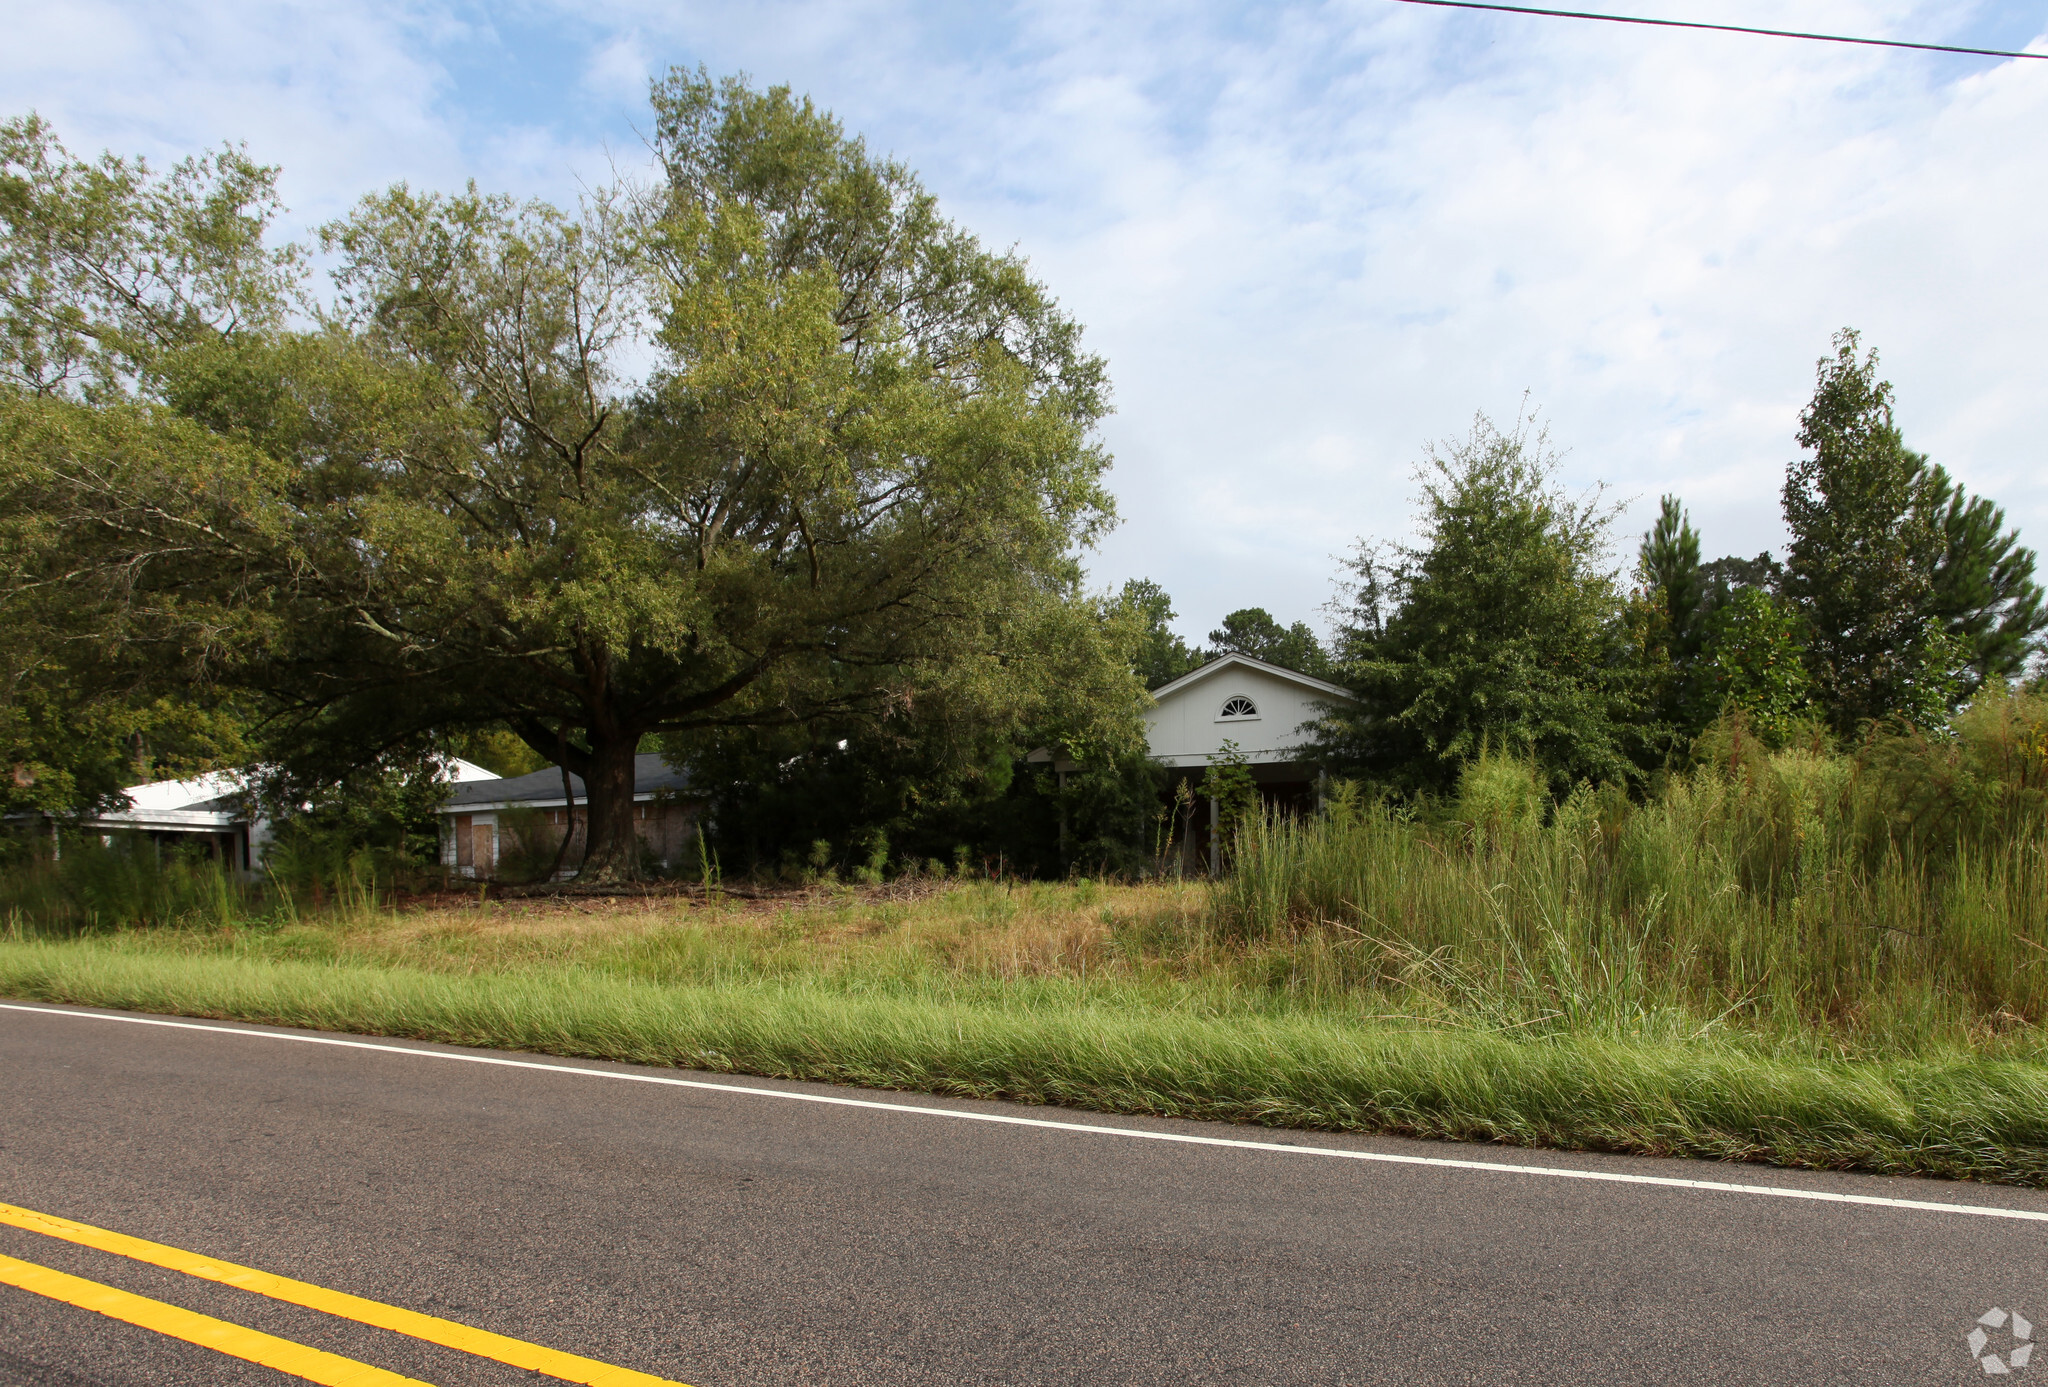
[542,752,579,882]
[576,736,642,882]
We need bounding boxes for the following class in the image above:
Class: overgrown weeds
[0,836,250,936]
[5,692,2048,1182]
[1216,690,2048,1056]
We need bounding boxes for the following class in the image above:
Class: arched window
[1219,696,1258,719]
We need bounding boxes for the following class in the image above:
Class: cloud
[583,31,651,106]
[10,0,2046,640]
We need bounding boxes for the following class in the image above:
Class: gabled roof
[1149,651,1353,703]
[118,770,248,816]
[441,753,692,811]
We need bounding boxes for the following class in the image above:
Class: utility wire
[1391,0,2048,61]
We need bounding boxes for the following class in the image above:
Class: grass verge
[6,936,2048,1186]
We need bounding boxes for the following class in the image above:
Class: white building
[75,770,266,871]
[47,759,498,875]
[1145,652,1352,772]
[1143,652,1354,870]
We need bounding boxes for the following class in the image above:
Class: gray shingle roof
[441,753,691,810]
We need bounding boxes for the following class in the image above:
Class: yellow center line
[0,1252,430,1387]
[0,1202,691,1387]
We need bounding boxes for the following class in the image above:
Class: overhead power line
[1391,0,2048,61]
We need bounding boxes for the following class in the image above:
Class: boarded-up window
[471,823,494,874]
[454,815,473,867]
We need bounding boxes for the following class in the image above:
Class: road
[3,1001,2045,1386]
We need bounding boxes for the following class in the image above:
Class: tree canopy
[1780,330,1950,731]
[1117,578,1203,690]
[1318,411,1641,795]
[1779,330,2041,734]
[1205,608,1332,678]
[0,78,1137,876]
[1921,460,2046,698]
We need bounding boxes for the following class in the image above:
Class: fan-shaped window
[1219,696,1259,719]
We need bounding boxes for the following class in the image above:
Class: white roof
[118,771,246,814]
[90,757,501,833]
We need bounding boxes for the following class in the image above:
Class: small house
[20,758,499,876]
[67,770,268,872]
[1144,652,1353,870]
[437,753,696,880]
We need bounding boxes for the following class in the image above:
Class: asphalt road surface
[4,1001,2047,1386]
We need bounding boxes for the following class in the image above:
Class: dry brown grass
[304,878,1215,990]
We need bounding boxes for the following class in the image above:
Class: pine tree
[1118,579,1202,690]
[1206,608,1332,677]
[1782,329,2044,730]
[1919,462,2046,695]
[1781,330,1947,731]
[1636,496,1710,744]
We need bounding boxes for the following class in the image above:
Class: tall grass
[1217,693,2048,1053]
[7,939,2048,1183]
[0,830,390,936]
[0,836,251,936]
[4,693,2046,1181]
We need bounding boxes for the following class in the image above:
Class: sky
[7,0,2046,643]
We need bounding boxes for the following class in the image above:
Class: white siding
[1145,664,1342,767]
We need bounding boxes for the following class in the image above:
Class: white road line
[7,1000,2047,1225]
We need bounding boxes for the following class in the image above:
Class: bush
[1452,746,1545,840]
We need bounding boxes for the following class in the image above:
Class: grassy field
[5,692,2044,1182]
[5,862,2048,1185]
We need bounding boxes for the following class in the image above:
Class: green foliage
[256,754,446,892]
[1699,552,1784,593]
[1198,739,1259,851]
[0,834,248,935]
[1782,330,1991,731]
[446,728,548,779]
[1452,746,1546,840]
[0,682,254,821]
[1,84,1127,880]
[674,585,1153,879]
[1321,410,1641,795]
[691,719,1161,883]
[1632,330,2040,747]
[1634,496,1713,747]
[1921,462,2047,696]
[0,113,301,400]
[1700,587,1814,747]
[489,807,572,885]
[1117,579,1202,690]
[1206,608,1332,677]
[0,118,294,821]
[1853,684,2048,864]
[1047,752,1168,876]
[1221,686,2048,1060]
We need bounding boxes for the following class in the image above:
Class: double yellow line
[0,1201,689,1386]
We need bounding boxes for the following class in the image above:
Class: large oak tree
[1,76,1135,877]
